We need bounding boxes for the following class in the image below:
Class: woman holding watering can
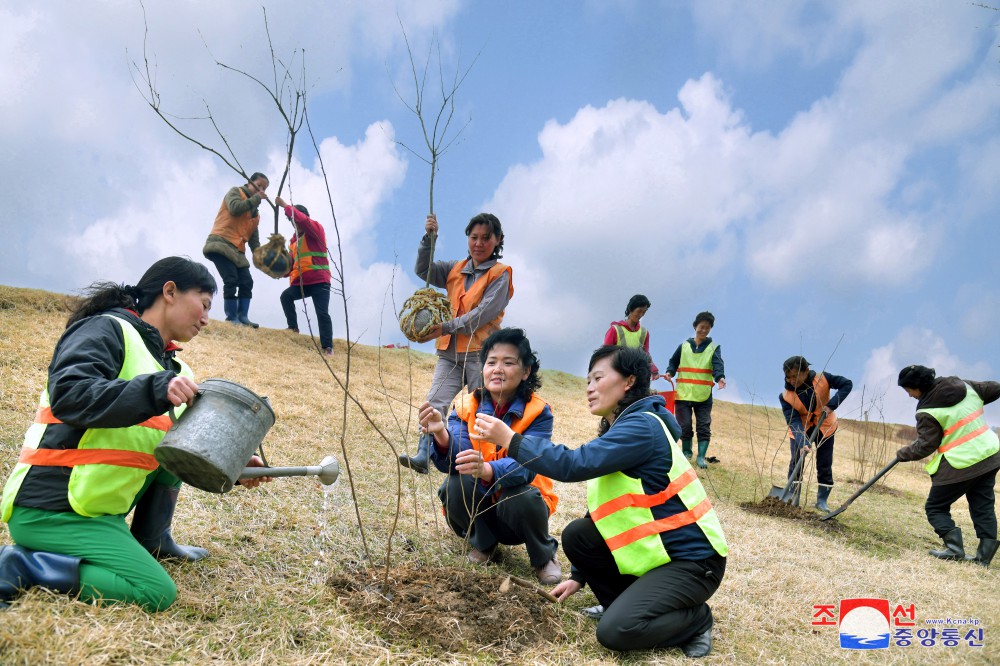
[0,257,270,612]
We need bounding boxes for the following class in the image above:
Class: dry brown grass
[0,284,997,664]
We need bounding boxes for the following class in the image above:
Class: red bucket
[657,378,676,414]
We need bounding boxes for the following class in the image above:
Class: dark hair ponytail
[67,256,216,327]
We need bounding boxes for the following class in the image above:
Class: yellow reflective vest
[918,384,1000,475]
[2,315,193,520]
[586,412,728,576]
[675,342,717,402]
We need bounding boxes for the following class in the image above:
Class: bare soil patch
[326,564,565,653]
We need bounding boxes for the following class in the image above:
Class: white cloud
[861,327,996,426]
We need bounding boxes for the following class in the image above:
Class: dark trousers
[675,397,713,441]
[788,433,835,487]
[206,253,253,300]
[280,282,333,350]
[562,516,726,652]
[925,467,998,540]
[438,474,557,568]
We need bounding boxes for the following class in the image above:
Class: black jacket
[14,308,181,512]
[896,376,1000,486]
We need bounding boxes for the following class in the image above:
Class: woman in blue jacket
[418,328,561,585]
[473,345,728,658]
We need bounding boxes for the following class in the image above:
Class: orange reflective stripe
[591,468,699,522]
[604,497,714,551]
[677,367,712,374]
[942,408,984,438]
[939,425,990,454]
[677,378,714,386]
[34,407,172,433]
[19,447,159,471]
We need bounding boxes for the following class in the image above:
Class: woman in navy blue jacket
[417,328,562,585]
[473,345,728,658]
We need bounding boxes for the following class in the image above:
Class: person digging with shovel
[895,365,1000,567]
[779,356,852,513]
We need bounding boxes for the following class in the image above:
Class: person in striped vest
[472,346,727,658]
[418,328,561,585]
[602,294,661,379]
[665,312,726,468]
[274,198,334,356]
[896,365,1000,567]
[780,355,852,513]
[0,257,271,611]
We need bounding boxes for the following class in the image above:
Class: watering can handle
[167,390,204,424]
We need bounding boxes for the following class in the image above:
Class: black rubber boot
[398,433,432,474]
[131,483,209,562]
[223,298,239,323]
[815,484,833,513]
[966,538,999,567]
[0,545,80,609]
[696,440,709,469]
[928,527,965,561]
[681,438,693,461]
[681,626,713,658]
[236,297,259,328]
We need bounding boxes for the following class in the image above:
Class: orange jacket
[436,260,513,353]
[456,392,558,515]
[209,187,261,252]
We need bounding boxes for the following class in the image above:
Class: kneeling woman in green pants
[0,256,270,611]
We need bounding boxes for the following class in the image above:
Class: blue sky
[2,1,999,426]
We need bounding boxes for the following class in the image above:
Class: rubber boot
[681,438,693,461]
[928,527,965,561]
[815,484,833,513]
[966,538,999,567]
[131,483,209,562]
[0,545,80,609]
[236,297,259,328]
[696,440,709,469]
[398,433,432,474]
[681,625,713,658]
[223,298,239,323]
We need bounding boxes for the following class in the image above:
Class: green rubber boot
[696,440,709,469]
[681,438,693,461]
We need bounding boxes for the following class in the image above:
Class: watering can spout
[238,455,340,486]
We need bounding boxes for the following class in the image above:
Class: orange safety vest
[455,393,558,515]
[288,233,330,284]
[208,188,260,252]
[436,260,514,354]
[783,373,838,439]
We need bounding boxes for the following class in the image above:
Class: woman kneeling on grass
[418,327,562,585]
[472,345,728,658]
[0,256,271,612]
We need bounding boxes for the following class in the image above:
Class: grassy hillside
[0,284,996,665]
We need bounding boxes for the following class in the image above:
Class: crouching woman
[418,327,562,585]
[0,256,270,612]
[473,345,727,658]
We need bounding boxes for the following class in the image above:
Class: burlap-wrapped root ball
[253,233,292,279]
[399,287,452,342]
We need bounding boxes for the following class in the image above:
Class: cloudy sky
[3,1,999,426]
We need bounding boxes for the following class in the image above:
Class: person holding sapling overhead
[398,211,513,474]
[203,172,270,328]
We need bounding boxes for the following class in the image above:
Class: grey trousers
[438,473,558,568]
[426,351,483,420]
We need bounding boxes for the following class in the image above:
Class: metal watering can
[155,378,339,493]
